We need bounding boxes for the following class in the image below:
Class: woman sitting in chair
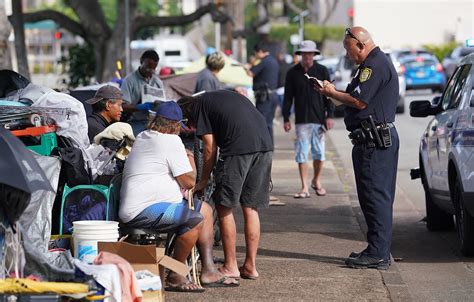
[119,101,238,292]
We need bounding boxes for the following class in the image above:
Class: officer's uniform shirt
[250,55,279,91]
[344,47,399,131]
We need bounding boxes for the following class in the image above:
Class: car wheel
[422,166,454,231]
[454,178,474,256]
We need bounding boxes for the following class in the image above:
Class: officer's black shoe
[349,250,392,266]
[349,250,366,258]
[345,255,390,270]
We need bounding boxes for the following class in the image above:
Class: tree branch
[65,0,110,38]
[232,17,269,39]
[16,9,86,37]
[284,0,304,15]
[132,3,231,34]
[322,0,339,25]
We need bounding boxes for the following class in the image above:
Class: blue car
[400,53,446,93]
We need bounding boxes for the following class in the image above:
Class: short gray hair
[206,51,225,72]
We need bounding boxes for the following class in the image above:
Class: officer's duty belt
[349,123,394,146]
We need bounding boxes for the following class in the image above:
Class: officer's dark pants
[352,128,399,260]
[256,93,278,143]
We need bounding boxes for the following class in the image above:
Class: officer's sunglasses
[345,28,364,45]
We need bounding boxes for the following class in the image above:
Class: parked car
[318,56,339,81]
[400,53,446,93]
[442,45,474,80]
[333,52,406,116]
[410,53,474,256]
[391,48,432,61]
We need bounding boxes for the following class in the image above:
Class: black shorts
[212,151,272,209]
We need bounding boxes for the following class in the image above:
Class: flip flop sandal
[293,192,310,199]
[201,276,240,288]
[166,281,205,293]
[239,266,259,280]
[311,185,327,196]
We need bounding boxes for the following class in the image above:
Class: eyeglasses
[345,28,364,45]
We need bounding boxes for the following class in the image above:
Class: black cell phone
[319,124,328,134]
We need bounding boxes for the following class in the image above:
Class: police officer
[315,26,399,269]
[244,42,280,142]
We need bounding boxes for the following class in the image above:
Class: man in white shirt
[120,101,238,292]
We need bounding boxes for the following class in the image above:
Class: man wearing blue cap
[120,101,238,292]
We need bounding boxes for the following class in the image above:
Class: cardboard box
[98,241,190,302]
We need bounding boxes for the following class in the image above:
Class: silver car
[410,53,474,256]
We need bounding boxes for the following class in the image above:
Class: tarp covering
[161,72,198,100]
[19,154,75,281]
[180,55,252,87]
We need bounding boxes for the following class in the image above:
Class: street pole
[299,15,304,43]
[292,10,309,45]
[215,22,221,51]
[125,0,130,75]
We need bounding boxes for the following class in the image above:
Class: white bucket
[72,220,119,263]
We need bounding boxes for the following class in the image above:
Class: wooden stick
[187,189,201,286]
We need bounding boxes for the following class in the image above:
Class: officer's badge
[359,68,372,82]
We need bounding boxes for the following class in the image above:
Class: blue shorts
[295,123,325,163]
[126,199,203,236]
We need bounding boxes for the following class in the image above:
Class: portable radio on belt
[356,115,392,148]
[379,123,392,148]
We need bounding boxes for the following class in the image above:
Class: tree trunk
[101,0,138,82]
[10,0,29,79]
[0,0,12,70]
[308,0,321,24]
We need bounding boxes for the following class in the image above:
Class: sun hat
[86,85,122,104]
[295,40,321,55]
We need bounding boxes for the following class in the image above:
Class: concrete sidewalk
[167,126,401,301]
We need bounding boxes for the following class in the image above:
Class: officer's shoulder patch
[359,67,372,82]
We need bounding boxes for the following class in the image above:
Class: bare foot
[218,265,240,278]
[167,272,197,288]
[200,270,226,284]
[166,272,204,292]
[239,266,259,280]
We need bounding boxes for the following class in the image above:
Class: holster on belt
[254,84,272,102]
[348,115,392,148]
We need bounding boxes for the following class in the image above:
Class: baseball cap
[155,101,188,129]
[86,85,123,105]
[295,40,320,55]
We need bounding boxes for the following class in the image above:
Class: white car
[410,53,474,256]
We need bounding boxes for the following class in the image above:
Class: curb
[326,134,412,302]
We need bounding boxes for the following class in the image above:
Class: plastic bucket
[72,221,119,263]
[73,220,119,231]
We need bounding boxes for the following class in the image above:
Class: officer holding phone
[315,27,399,270]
